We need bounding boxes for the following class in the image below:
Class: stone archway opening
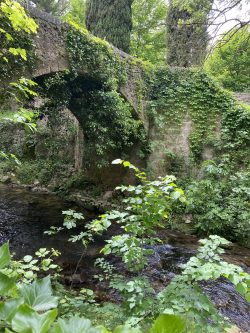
[29,71,146,187]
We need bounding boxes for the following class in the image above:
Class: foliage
[1,247,60,283]
[147,65,250,176]
[36,26,149,168]
[0,107,37,132]
[14,159,73,185]
[130,0,167,64]
[147,66,250,243]
[63,0,86,26]
[0,0,37,79]
[220,103,250,166]
[0,0,37,34]
[45,160,185,316]
[2,235,249,332]
[158,235,250,332]
[71,160,186,270]
[2,160,250,331]
[0,0,38,168]
[44,160,249,331]
[85,0,133,53]
[205,26,250,92]
[71,90,147,167]
[0,241,189,333]
[45,209,84,235]
[148,67,234,163]
[186,161,250,245]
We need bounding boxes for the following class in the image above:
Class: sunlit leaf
[150,314,186,333]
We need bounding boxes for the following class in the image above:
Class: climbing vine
[148,67,249,165]
[35,25,149,168]
[147,68,232,162]
[66,26,127,89]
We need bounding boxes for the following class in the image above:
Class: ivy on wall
[66,27,127,89]
[220,104,250,167]
[148,67,249,165]
[34,26,149,168]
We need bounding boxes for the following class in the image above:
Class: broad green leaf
[51,317,109,333]
[19,276,58,312]
[0,243,11,269]
[236,282,247,296]
[0,298,23,321]
[12,304,57,333]
[150,314,186,333]
[0,272,15,295]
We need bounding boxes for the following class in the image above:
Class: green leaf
[0,272,15,295]
[0,243,11,269]
[12,304,57,333]
[236,282,247,296]
[51,317,109,333]
[0,298,23,322]
[23,255,33,263]
[19,276,58,312]
[9,47,27,60]
[150,314,186,333]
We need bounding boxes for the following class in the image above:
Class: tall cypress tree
[85,0,133,53]
[166,0,213,67]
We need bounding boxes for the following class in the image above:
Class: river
[0,184,249,331]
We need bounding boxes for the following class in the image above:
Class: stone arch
[31,70,145,186]
[25,5,148,125]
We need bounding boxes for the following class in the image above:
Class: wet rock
[31,186,49,193]
[102,191,113,201]
[1,176,12,184]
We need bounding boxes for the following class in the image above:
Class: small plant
[186,161,250,245]
[0,241,189,333]
[158,235,250,332]
[45,209,84,236]
[1,246,60,284]
[80,159,186,271]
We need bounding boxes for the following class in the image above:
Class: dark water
[0,184,250,331]
[0,184,98,262]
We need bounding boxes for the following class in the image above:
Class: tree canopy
[130,0,167,64]
[205,26,250,92]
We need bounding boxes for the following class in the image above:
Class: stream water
[0,184,249,331]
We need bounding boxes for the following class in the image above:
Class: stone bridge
[22,5,147,124]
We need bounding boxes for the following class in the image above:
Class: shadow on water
[0,184,249,331]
